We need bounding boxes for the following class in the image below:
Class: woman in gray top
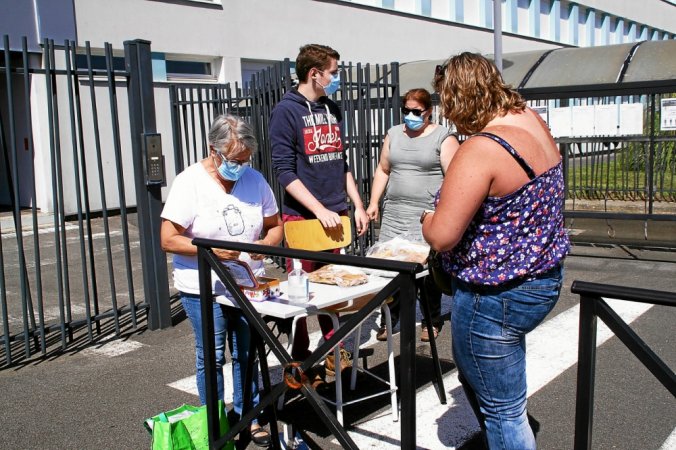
[366,88,459,342]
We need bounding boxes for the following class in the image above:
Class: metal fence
[0,37,165,367]
[168,60,402,255]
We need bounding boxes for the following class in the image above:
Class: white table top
[215,275,392,319]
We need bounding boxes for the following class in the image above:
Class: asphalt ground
[0,208,674,449]
[0,242,674,450]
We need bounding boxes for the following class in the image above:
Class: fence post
[124,39,171,330]
[574,294,598,450]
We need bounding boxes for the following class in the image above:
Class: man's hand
[365,203,379,221]
[314,208,343,230]
[354,207,369,236]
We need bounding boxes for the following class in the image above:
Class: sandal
[250,425,271,448]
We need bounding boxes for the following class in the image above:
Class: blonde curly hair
[433,52,526,135]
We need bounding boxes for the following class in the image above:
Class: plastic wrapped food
[307,265,369,287]
[364,237,430,277]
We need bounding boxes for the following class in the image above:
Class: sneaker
[376,325,388,341]
[420,326,439,342]
[324,348,352,376]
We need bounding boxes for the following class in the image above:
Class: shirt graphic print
[301,112,344,164]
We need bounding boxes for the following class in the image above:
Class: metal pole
[574,295,597,450]
[494,0,503,73]
[124,39,171,329]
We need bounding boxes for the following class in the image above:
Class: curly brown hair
[433,52,526,135]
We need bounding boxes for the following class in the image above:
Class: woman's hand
[249,239,268,261]
[213,248,241,261]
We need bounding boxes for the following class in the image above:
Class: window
[74,54,125,72]
[152,53,218,82]
[166,60,213,79]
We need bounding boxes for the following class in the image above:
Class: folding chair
[279,217,398,425]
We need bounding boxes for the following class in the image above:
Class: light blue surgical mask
[404,113,425,130]
[317,71,341,96]
[216,152,249,181]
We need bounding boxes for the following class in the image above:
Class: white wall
[73,0,559,85]
[582,0,676,34]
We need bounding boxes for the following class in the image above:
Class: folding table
[193,238,446,449]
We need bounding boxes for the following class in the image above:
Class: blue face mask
[404,113,425,130]
[216,153,249,181]
[317,72,341,96]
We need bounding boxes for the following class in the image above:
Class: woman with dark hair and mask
[423,53,569,449]
[160,114,283,448]
[366,88,459,342]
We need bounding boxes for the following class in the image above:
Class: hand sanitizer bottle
[288,259,309,302]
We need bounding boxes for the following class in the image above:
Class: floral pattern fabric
[436,132,569,286]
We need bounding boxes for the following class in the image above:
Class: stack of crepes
[307,264,369,287]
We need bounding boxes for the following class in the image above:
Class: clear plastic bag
[364,236,430,277]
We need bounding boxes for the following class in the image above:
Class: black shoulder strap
[472,132,536,180]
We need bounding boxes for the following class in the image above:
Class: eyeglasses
[217,151,250,168]
[402,107,426,117]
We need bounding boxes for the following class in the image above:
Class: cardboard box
[241,276,280,302]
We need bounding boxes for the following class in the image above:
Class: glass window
[74,54,125,72]
[165,58,216,81]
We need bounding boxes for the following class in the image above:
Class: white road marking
[81,339,144,357]
[659,427,676,450]
[165,298,654,448]
[347,297,653,449]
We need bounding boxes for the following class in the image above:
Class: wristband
[420,210,434,224]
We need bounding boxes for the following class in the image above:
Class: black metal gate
[168,59,401,254]
[0,36,168,368]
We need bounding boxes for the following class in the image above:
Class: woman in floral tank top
[422,53,569,450]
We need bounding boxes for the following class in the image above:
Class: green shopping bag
[144,400,234,450]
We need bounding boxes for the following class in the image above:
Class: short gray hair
[208,114,258,157]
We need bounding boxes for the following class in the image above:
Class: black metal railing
[193,238,432,449]
[571,280,676,450]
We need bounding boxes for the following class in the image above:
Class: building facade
[1,0,675,212]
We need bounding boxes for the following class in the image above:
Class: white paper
[571,105,595,137]
[660,98,676,131]
[594,104,619,136]
[549,107,572,137]
[619,103,644,135]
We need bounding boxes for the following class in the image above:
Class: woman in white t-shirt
[161,115,282,448]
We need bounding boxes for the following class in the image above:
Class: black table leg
[417,277,447,404]
[399,274,418,449]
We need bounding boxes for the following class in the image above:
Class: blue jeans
[181,293,260,422]
[450,266,563,450]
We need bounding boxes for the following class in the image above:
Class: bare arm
[440,134,461,174]
[346,171,369,236]
[160,219,240,261]
[365,135,391,222]
[249,213,284,260]
[422,140,494,252]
